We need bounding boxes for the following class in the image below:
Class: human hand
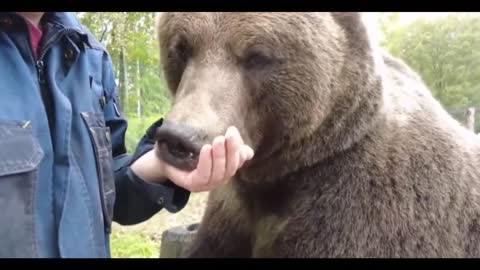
[131,126,254,192]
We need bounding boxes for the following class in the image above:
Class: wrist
[126,167,191,213]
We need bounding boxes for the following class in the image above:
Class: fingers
[190,144,213,188]
[239,145,254,167]
[210,136,227,185]
[244,145,254,160]
[165,144,212,191]
[225,127,241,178]
[162,127,254,193]
[162,163,189,188]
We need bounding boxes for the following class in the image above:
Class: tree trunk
[119,45,129,113]
[118,16,129,114]
[136,60,142,120]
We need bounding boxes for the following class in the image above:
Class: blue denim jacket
[0,12,189,258]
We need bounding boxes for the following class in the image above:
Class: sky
[370,12,478,41]
[390,12,480,25]
[396,12,453,25]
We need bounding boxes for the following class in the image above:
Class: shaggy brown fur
[155,12,480,258]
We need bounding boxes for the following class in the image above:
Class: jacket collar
[0,12,83,33]
[0,12,105,51]
[44,12,104,50]
[44,12,84,33]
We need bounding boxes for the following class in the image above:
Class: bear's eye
[242,51,274,70]
[177,41,190,60]
[169,37,191,63]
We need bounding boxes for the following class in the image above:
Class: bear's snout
[155,120,205,172]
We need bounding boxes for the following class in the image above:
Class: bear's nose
[155,120,204,171]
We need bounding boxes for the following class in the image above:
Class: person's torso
[0,12,115,258]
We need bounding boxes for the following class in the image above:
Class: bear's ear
[332,13,367,41]
[330,12,381,53]
[330,12,378,28]
[330,12,363,26]
[155,12,166,39]
[155,12,176,51]
[333,12,370,32]
[331,12,385,81]
[155,13,174,39]
[154,12,165,25]
[331,13,379,37]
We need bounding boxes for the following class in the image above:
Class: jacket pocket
[80,112,115,232]
[0,121,44,258]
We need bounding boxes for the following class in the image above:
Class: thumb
[162,163,191,188]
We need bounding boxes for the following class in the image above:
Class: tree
[380,13,480,110]
[77,12,171,120]
[78,12,172,152]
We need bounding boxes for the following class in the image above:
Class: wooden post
[160,223,199,258]
[466,107,476,132]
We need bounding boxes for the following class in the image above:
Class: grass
[110,192,209,258]
[110,230,159,258]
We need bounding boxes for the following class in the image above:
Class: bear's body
[155,12,480,258]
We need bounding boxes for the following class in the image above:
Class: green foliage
[380,13,480,110]
[77,12,173,153]
[78,12,171,126]
[125,115,169,154]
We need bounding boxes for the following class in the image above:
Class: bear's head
[155,12,385,183]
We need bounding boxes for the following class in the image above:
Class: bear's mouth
[155,134,201,172]
[165,140,195,160]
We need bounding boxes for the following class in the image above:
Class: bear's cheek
[250,69,323,143]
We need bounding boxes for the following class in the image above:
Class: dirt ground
[112,192,209,245]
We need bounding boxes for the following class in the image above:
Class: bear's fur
[155,12,480,258]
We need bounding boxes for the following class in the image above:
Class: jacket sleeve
[101,55,190,225]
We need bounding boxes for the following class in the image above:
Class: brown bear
[154,12,480,258]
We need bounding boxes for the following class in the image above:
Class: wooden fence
[465,107,477,133]
[446,106,479,135]
[160,223,199,258]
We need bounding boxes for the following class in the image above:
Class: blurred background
[76,12,480,258]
